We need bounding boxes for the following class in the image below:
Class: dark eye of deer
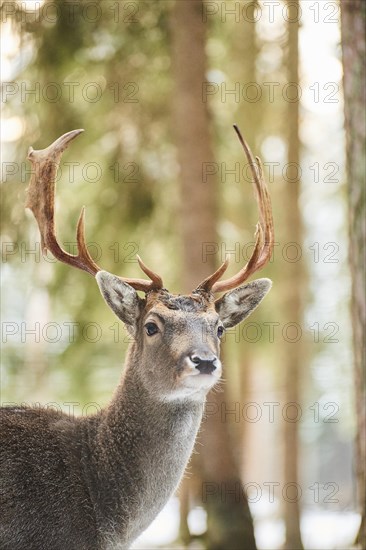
[145,322,159,336]
[217,326,225,338]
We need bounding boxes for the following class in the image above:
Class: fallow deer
[0,126,274,549]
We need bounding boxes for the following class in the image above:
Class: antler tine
[194,257,230,293]
[26,130,164,292]
[26,129,100,276]
[136,255,164,289]
[194,125,274,294]
[75,206,101,275]
[114,256,164,293]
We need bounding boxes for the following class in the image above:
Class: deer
[0,126,274,550]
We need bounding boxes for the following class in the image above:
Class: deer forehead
[143,292,218,327]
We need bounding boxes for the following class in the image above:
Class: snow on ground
[132,497,361,549]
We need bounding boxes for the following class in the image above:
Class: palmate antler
[26,129,163,292]
[26,126,273,295]
[195,125,274,294]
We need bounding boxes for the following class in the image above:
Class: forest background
[1,1,365,549]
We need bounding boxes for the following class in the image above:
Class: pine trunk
[171,1,256,547]
[341,2,366,547]
[283,2,304,549]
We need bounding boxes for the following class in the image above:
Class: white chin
[182,373,220,391]
[162,374,220,402]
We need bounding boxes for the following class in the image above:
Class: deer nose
[190,354,218,375]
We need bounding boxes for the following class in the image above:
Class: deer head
[26,126,274,401]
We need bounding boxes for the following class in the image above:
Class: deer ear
[215,278,272,328]
[96,271,143,331]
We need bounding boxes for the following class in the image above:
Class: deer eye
[145,322,159,336]
[217,326,225,338]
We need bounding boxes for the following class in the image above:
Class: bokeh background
[1,1,365,549]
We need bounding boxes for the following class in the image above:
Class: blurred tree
[171,1,256,548]
[282,1,304,549]
[341,2,366,547]
[232,0,261,470]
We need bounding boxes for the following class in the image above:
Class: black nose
[190,355,217,374]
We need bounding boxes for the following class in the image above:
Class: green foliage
[2,0,174,404]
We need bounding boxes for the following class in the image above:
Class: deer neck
[87,346,205,547]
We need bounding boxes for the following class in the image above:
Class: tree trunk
[341,2,366,547]
[282,2,304,549]
[171,1,256,548]
[234,0,260,470]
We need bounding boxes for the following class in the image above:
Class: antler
[26,130,163,292]
[195,125,274,294]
